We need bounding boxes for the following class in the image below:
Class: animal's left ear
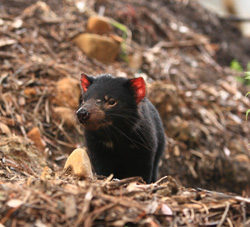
[129,77,146,103]
[81,73,93,92]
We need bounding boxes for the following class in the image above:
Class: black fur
[77,74,166,183]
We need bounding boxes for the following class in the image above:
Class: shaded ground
[0,0,250,226]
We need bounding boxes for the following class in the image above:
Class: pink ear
[129,77,146,103]
[81,73,91,92]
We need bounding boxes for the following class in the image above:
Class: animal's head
[76,73,146,131]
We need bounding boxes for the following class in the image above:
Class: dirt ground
[0,0,250,226]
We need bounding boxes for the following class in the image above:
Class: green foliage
[110,20,128,37]
[235,75,250,86]
[245,72,250,120]
[230,59,243,72]
[247,62,250,71]
[110,20,129,62]
[245,71,250,80]
[231,60,250,86]
[246,109,250,120]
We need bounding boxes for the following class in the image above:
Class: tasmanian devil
[76,73,166,183]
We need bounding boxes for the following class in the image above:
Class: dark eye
[108,99,117,106]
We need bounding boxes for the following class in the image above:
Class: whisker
[109,123,152,150]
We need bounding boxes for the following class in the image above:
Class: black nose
[76,107,90,122]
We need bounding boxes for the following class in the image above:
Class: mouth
[80,120,112,131]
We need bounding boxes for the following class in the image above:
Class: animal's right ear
[81,73,93,92]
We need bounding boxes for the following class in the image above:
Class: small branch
[217,202,230,227]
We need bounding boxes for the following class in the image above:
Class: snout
[76,107,90,123]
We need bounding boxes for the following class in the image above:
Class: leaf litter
[0,0,250,226]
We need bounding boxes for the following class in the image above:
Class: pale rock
[73,33,120,64]
[63,148,93,179]
[87,16,112,35]
[7,199,23,208]
[53,107,77,128]
[53,77,81,109]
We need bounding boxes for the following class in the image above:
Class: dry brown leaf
[27,127,46,151]
[64,196,77,219]
[0,122,11,135]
